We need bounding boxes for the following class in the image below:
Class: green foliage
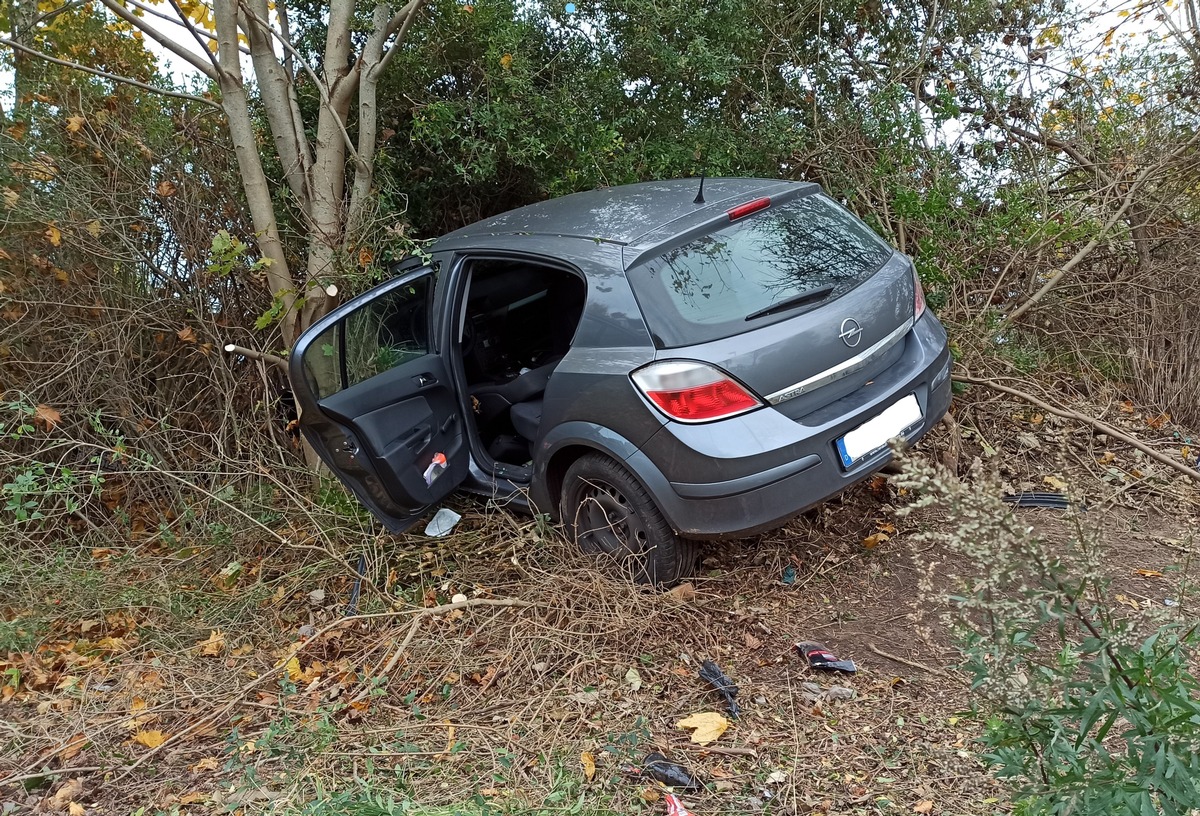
[896,455,1200,816]
[0,400,104,525]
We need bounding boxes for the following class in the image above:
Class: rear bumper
[630,314,953,539]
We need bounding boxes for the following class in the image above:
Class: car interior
[456,259,587,467]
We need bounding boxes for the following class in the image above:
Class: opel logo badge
[839,318,863,348]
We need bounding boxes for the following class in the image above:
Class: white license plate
[836,394,923,468]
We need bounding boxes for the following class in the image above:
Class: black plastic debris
[641,752,700,791]
[698,659,741,719]
[796,641,857,673]
[1002,491,1071,510]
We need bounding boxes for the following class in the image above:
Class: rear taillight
[632,361,763,422]
[912,264,927,320]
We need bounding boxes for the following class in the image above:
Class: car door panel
[289,268,468,531]
[320,360,467,509]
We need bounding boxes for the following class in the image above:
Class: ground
[2,382,1198,816]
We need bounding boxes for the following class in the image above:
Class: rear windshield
[629,193,894,347]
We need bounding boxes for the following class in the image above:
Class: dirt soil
[2,386,1198,816]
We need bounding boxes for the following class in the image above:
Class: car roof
[433,177,818,248]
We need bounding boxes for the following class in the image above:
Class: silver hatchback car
[290,178,952,582]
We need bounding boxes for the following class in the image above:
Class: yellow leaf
[191,756,220,772]
[862,532,890,550]
[285,656,303,682]
[68,803,86,816]
[1097,451,1115,465]
[1134,569,1164,578]
[66,115,86,133]
[178,791,208,805]
[676,711,730,745]
[2,187,17,208]
[580,750,596,781]
[133,729,168,748]
[1042,475,1068,491]
[86,221,102,238]
[500,53,513,70]
[45,223,62,246]
[199,629,225,656]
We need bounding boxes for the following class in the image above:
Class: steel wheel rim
[577,478,649,557]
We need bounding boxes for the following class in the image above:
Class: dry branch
[223,343,288,371]
[955,374,1200,484]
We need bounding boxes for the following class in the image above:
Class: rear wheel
[560,453,697,585]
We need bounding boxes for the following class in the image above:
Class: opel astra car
[289,178,953,583]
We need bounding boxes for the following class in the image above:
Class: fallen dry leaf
[1134,569,1164,578]
[68,802,85,816]
[50,778,83,808]
[1042,474,1068,491]
[1119,400,1135,414]
[1097,451,1116,465]
[156,180,177,197]
[178,791,208,805]
[580,750,596,781]
[132,729,168,749]
[676,711,730,745]
[199,629,225,656]
[1147,412,1170,430]
[56,733,87,761]
[913,801,934,814]
[744,632,762,649]
[285,656,304,682]
[862,532,889,550]
[34,403,62,429]
[666,582,696,602]
[45,223,62,246]
[65,115,86,134]
[176,326,197,343]
[190,756,219,773]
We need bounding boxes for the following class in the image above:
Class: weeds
[896,454,1200,815]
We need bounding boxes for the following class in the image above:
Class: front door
[289,269,468,531]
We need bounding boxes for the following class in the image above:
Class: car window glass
[302,275,431,399]
[628,194,893,347]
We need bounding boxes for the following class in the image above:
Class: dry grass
[2,385,1199,816]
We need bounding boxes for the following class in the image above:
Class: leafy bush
[895,454,1200,816]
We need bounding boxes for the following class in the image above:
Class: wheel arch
[532,422,672,524]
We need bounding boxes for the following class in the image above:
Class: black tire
[559,453,698,585]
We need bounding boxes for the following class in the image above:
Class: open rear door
[288,269,468,531]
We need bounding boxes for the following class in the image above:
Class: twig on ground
[955,374,1200,485]
[867,643,952,678]
[350,598,531,704]
[0,767,105,788]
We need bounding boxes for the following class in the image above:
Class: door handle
[413,373,437,387]
[339,439,359,455]
[402,424,432,450]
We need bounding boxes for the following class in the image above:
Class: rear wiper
[745,285,834,321]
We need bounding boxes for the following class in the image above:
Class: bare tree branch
[96,0,218,79]
[0,36,221,108]
[242,0,313,215]
[1000,129,1200,327]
